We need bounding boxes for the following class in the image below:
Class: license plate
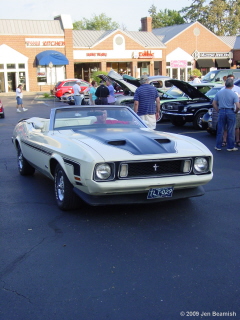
[147,187,174,199]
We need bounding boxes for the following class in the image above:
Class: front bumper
[162,111,194,121]
[73,185,205,206]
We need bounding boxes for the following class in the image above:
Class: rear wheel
[17,145,35,175]
[171,119,186,127]
[54,164,80,210]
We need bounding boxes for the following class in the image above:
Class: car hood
[107,70,137,93]
[68,127,209,158]
[168,80,210,100]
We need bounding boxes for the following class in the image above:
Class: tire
[17,145,35,176]
[54,164,80,211]
[156,110,163,123]
[171,119,186,127]
[1,112,5,118]
[193,111,208,130]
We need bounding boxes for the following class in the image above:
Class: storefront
[73,31,165,81]
[0,44,29,92]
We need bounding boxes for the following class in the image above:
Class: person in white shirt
[192,76,201,84]
[72,80,82,106]
[16,84,27,112]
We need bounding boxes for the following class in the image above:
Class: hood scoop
[108,140,126,146]
[155,138,171,144]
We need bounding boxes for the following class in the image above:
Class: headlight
[95,163,112,180]
[193,157,209,174]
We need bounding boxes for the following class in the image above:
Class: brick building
[0,14,239,93]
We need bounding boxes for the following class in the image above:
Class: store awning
[216,59,230,68]
[35,50,69,66]
[196,59,215,68]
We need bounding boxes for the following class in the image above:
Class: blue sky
[0,0,192,31]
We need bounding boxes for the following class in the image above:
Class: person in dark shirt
[95,81,109,105]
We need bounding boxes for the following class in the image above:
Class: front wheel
[156,110,163,123]
[17,145,35,176]
[171,119,186,127]
[193,111,208,130]
[54,164,80,210]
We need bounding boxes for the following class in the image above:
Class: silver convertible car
[12,106,213,211]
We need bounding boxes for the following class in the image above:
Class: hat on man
[76,79,81,83]
[140,74,149,84]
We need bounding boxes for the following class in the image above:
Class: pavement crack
[0,238,46,279]
[2,281,32,303]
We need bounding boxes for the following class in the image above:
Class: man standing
[133,74,160,129]
[95,80,109,105]
[213,78,239,151]
[73,80,82,106]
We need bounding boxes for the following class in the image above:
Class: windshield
[53,107,145,130]
[202,71,218,82]
[205,87,223,98]
[163,86,187,98]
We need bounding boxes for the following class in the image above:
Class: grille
[120,159,188,178]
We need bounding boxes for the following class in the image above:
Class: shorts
[236,113,240,129]
[16,96,23,105]
[139,114,156,129]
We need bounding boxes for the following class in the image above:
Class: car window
[194,86,212,94]
[165,81,173,88]
[150,81,163,88]
[165,86,185,97]
[205,87,222,97]
[80,81,90,87]
[53,107,145,130]
[233,71,240,79]
[215,71,229,81]
[55,81,62,88]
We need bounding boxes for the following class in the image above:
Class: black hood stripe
[74,128,176,155]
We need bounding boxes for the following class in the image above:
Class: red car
[54,79,90,98]
[0,100,4,118]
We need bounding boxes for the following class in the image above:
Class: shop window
[0,64,3,69]
[166,62,170,66]
[37,67,47,84]
[7,64,16,69]
[18,63,25,69]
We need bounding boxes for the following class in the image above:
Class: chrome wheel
[56,170,65,202]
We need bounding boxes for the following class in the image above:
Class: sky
[0,0,192,31]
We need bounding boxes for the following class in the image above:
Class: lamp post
[49,61,53,94]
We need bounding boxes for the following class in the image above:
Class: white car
[12,106,213,211]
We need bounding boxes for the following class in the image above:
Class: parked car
[161,80,216,129]
[0,99,4,118]
[60,92,89,105]
[202,79,240,134]
[201,69,240,84]
[107,70,218,125]
[123,74,173,92]
[53,79,90,99]
[12,105,213,211]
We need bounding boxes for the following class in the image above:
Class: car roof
[148,76,172,81]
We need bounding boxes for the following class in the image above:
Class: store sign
[25,38,65,47]
[170,60,187,68]
[86,53,107,57]
[138,50,154,59]
[192,50,231,59]
[74,50,162,60]
[37,72,46,77]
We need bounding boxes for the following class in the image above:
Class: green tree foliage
[73,13,119,31]
[148,5,185,28]
[180,0,240,35]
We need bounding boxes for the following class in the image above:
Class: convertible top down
[12,106,213,210]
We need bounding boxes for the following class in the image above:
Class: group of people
[72,79,116,106]
[213,74,240,151]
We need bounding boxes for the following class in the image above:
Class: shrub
[91,71,108,84]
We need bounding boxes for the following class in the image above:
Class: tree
[181,0,240,35]
[148,5,185,28]
[73,13,119,31]
[180,0,208,25]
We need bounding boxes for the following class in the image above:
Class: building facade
[0,15,239,93]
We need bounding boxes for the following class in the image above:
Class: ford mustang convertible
[12,106,213,211]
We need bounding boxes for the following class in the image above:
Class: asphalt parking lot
[0,95,240,320]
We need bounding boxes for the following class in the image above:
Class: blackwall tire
[54,164,80,211]
[17,145,35,176]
